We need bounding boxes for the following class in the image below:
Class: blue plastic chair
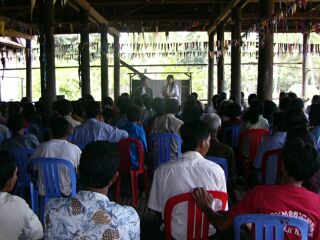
[10,148,34,197]
[205,156,228,180]
[221,124,241,148]
[233,214,309,240]
[30,158,77,220]
[149,133,182,168]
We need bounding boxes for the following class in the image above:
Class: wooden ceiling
[0,0,320,37]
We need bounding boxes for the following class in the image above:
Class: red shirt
[229,185,320,240]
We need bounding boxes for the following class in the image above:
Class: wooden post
[25,39,32,101]
[208,32,214,105]
[257,0,274,100]
[39,0,56,126]
[302,32,310,99]
[231,7,241,103]
[101,24,109,100]
[80,8,91,97]
[114,35,120,99]
[217,23,225,94]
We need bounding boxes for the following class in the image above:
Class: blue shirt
[45,191,140,240]
[121,122,147,169]
[73,118,128,146]
[253,131,287,184]
[311,126,320,151]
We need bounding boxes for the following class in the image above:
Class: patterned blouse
[44,191,140,240]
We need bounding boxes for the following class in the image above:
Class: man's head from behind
[55,99,73,116]
[165,99,180,114]
[180,119,211,156]
[85,101,101,119]
[203,113,221,137]
[0,150,17,192]
[51,116,73,139]
[79,141,119,191]
[7,112,25,133]
[127,105,142,122]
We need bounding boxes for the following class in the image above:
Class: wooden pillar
[101,24,109,100]
[114,35,120,99]
[80,8,91,97]
[257,0,274,100]
[231,7,241,103]
[39,32,45,98]
[302,32,310,99]
[39,0,56,125]
[208,32,214,105]
[217,23,225,94]
[25,39,32,101]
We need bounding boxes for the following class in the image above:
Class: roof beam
[3,29,33,39]
[242,12,320,21]
[72,0,120,36]
[208,0,248,34]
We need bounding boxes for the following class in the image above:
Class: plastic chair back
[149,133,182,168]
[205,156,228,180]
[10,148,34,189]
[222,124,241,147]
[261,149,283,184]
[117,138,145,171]
[239,129,269,161]
[164,191,228,240]
[30,158,77,200]
[233,214,309,240]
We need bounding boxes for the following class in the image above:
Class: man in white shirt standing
[148,119,227,240]
[0,150,43,240]
[32,117,81,196]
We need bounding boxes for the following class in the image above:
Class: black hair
[229,95,238,103]
[103,108,113,124]
[288,92,298,100]
[72,101,86,118]
[51,116,72,139]
[85,101,101,119]
[151,98,165,116]
[284,107,308,131]
[22,102,35,120]
[272,111,286,132]
[116,97,130,114]
[83,94,95,101]
[7,112,25,132]
[120,93,130,99]
[141,94,152,109]
[21,97,30,104]
[263,100,277,124]
[182,99,203,122]
[219,92,227,100]
[291,98,304,111]
[242,100,264,124]
[309,104,320,126]
[311,95,320,104]
[224,102,241,119]
[284,136,319,181]
[211,95,221,109]
[127,104,142,122]
[55,99,73,116]
[165,99,180,114]
[279,97,292,111]
[190,92,198,100]
[79,141,119,188]
[180,119,210,153]
[103,97,114,108]
[248,93,257,107]
[0,150,16,190]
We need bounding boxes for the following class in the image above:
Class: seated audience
[114,96,130,128]
[148,119,226,240]
[181,99,204,122]
[45,141,140,239]
[253,112,287,184]
[0,150,43,239]
[32,117,81,196]
[3,112,39,150]
[306,95,320,115]
[263,100,277,126]
[284,107,308,131]
[240,100,269,132]
[22,102,42,141]
[121,105,147,169]
[204,113,236,177]
[73,101,128,145]
[55,99,81,128]
[193,131,320,240]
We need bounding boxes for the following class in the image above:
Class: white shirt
[163,83,180,100]
[0,192,43,240]
[64,115,81,128]
[148,151,227,240]
[32,139,81,196]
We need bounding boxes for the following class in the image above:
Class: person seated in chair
[44,141,140,239]
[193,129,320,240]
[55,99,81,128]
[32,117,81,197]
[121,104,147,169]
[0,150,43,240]
[148,119,227,240]
[73,101,128,146]
[3,112,39,150]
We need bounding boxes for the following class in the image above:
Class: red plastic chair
[164,191,228,240]
[115,138,149,208]
[261,148,283,184]
[238,129,269,179]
